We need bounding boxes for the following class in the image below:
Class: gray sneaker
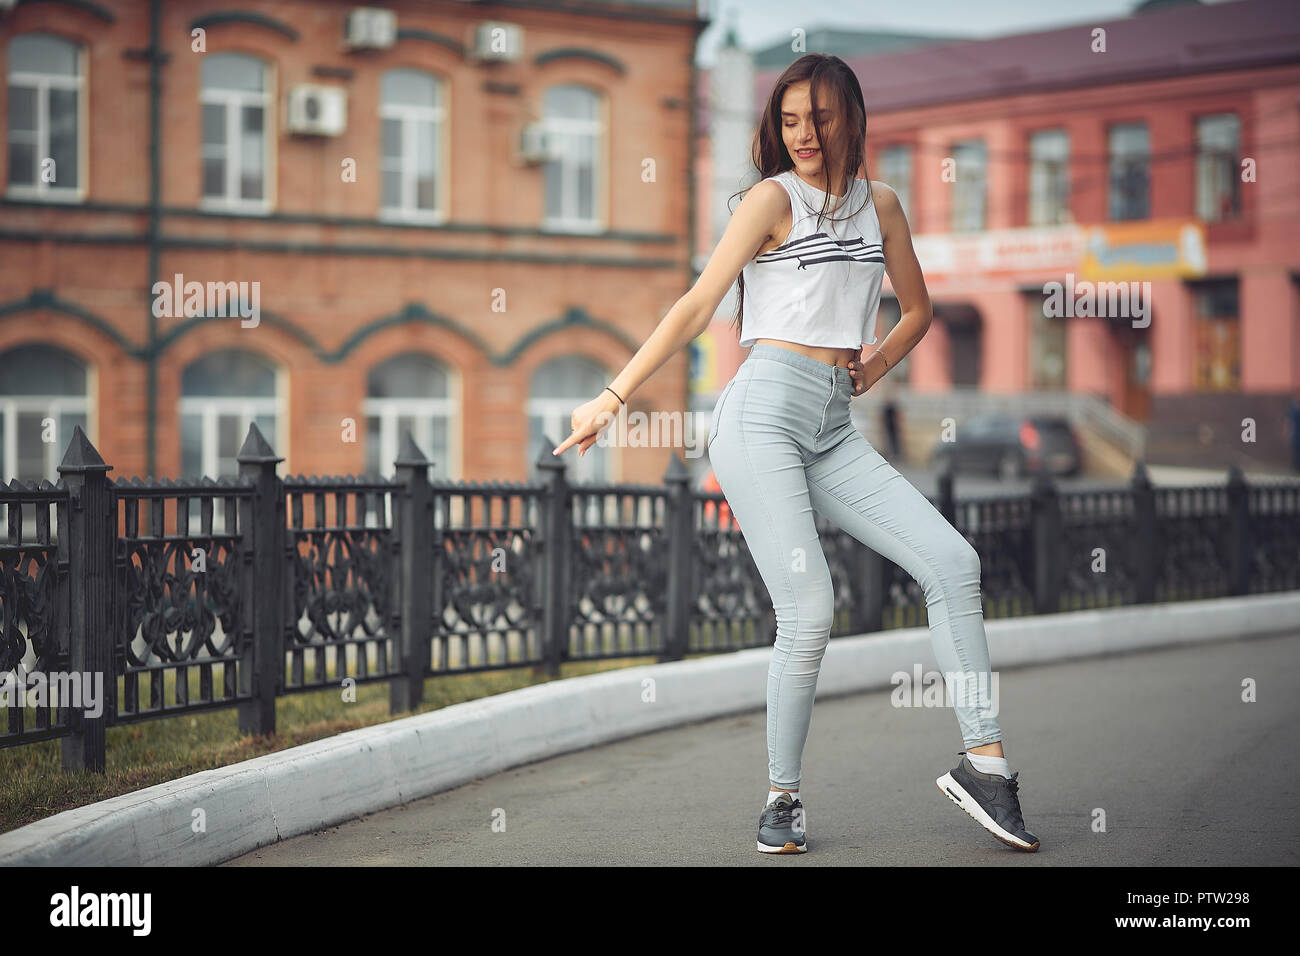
[937,752,1040,851]
[757,792,808,853]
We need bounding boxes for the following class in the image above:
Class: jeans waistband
[745,343,854,389]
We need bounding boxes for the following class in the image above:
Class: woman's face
[780,80,841,183]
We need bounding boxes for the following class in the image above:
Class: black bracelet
[605,386,625,405]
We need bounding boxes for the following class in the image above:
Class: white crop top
[738,168,886,350]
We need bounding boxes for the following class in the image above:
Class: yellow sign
[691,330,718,393]
[1078,219,1206,281]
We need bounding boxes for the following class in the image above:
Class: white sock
[766,788,799,807]
[966,752,1012,778]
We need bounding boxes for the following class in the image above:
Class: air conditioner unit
[471,22,522,62]
[518,122,554,164]
[287,85,347,136]
[345,7,396,49]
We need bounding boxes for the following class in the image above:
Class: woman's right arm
[552,180,787,458]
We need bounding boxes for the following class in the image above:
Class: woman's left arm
[849,181,933,393]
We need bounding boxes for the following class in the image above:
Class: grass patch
[0,655,671,836]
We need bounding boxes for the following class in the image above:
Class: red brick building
[0,0,706,485]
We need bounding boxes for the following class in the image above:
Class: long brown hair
[727,54,871,339]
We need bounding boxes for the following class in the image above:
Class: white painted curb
[2,590,1296,866]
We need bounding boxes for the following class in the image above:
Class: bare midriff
[752,338,859,369]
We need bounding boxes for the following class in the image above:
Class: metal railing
[3,423,1296,771]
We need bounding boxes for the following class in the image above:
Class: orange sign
[909,219,1208,285]
[1077,220,1206,281]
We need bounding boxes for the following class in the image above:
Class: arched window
[200,53,270,209]
[6,34,83,199]
[363,353,454,478]
[179,349,279,478]
[527,356,612,483]
[379,69,444,220]
[541,85,601,231]
[0,343,89,480]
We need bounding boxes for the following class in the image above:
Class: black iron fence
[3,423,1298,771]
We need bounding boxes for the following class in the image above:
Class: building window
[180,349,279,480]
[1196,113,1240,222]
[528,356,612,483]
[541,85,601,231]
[379,69,444,221]
[1027,294,1067,389]
[950,139,986,232]
[6,34,83,200]
[1191,278,1240,392]
[0,344,89,481]
[1028,128,1070,226]
[363,353,454,479]
[200,53,270,211]
[878,145,911,222]
[1108,123,1149,221]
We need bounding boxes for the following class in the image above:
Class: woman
[552,54,1038,856]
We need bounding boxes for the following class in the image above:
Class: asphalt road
[223,630,1300,866]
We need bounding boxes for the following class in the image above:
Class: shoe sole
[936,772,1040,852]
[756,839,807,853]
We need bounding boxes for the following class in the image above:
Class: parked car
[929,414,1082,479]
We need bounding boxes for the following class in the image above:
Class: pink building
[695,0,1300,471]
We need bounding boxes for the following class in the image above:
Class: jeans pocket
[708,378,738,449]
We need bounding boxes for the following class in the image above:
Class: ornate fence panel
[1056,488,1138,611]
[1246,479,1300,594]
[4,423,1300,772]
[1153,484,1232,602]
[691,490,774,653]
[427,480,545,675]
[0,480,71,748]
[282,477,401,694]
[113,476,256,725]
[955,494,1035,618]
[566,483,668,661]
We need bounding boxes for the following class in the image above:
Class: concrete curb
[2,590,1296,866]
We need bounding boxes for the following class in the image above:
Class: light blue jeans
[707,343,1002,789]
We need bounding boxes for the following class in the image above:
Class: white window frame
[199,55,272,214]
[378,70,446,224]
[1108,123,1149,222]
[950,138,986,232]
[178,391,282,531]
[362,395,457,479]
[527,398,613,483]
[6,35,86,202]
[878,145,911,222]
[179,396,282,479]
[540,85,603,233]
[1195,113,1240,222]
[0,396,91,480]
[1028,128,1070,226]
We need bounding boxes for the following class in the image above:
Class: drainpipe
[145,0,162,476]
